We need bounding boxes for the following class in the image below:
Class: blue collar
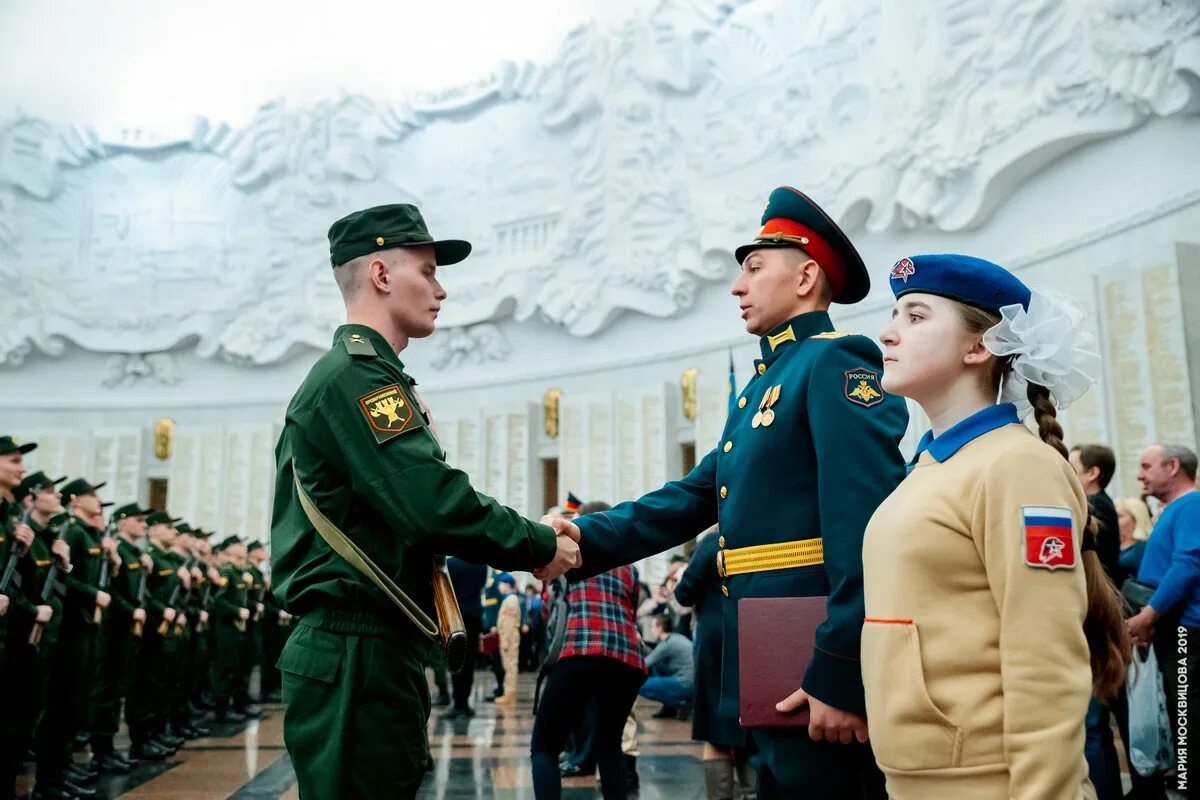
[911,403,1020,465]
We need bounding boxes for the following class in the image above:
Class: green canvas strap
[292,468,438,641]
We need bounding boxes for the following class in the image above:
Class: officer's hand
[140,554,153,570]
[534,529,582,582]
[238,607,250,621]
[95,591,111,609]
[35,604,54,624]
[277,610,289,623]
[776,688,868,745]
[0,594,8,617]
[163,607,177,623]
[14,523,34,548]
[1128,606,1159,645]
[133,608,147,623]
[200,610,210,624]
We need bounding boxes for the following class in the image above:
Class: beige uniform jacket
[862,419,1095,800]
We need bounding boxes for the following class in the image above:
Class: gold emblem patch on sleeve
[358,384,419,443]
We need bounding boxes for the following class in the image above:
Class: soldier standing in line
[210,536,252,724]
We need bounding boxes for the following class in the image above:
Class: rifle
[195,581,212,633]
[94,518,116,624]
[0,507,32,594]
[432,556,468,673]
[161,555,196,636]
[252,579,267,623]
[132,540,149,637]
[29,515,71,647]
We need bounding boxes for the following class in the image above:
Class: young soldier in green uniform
[90,503,155,770]
[187,531,218,714]
[126,511,186,757]
[210,536,251,723]
[239,541,267,713]
[550,189,909,799]
[271,204,582,799]
[10,473,77,799]
[251,540,287,704]
[166,523,209,740]
[0,437,39,798]
[37,477,113,794]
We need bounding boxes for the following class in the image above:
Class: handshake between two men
[534,515,584,582]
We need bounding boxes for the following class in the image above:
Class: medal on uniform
[751,392,768,428]
[759,386,781,427]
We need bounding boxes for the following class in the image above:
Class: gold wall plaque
[681,368,699,422]
[543,389,562,438]
[154,417,175,460]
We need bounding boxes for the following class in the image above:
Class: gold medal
[761,408,775,427]
[751,411,763,428]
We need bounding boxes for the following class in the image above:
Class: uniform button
[723,441,733,453]
[738,397,747,409]
[757,364,766,375]
[718,536,725,547]
[720,486,728,499]
[721,585,729,597]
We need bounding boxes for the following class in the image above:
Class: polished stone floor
[17,672,705,799]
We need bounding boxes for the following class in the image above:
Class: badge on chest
[752,385,782,428]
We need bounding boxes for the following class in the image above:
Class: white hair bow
[982,289,1101,419]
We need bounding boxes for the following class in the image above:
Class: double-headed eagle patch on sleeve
[358,385,419,443]
[844,367,885,408]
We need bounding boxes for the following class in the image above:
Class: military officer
[549,188,909,799]
[270,203,581,799]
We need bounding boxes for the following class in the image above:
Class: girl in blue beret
[858,254,1129,799]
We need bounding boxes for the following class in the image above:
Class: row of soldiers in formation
[0,436,290,800]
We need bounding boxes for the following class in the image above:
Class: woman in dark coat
[674,529,754,800]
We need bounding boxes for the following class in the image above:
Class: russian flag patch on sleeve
[1022,506,1076,570]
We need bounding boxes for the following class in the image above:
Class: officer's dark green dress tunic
[209,562,248,705]
[271,323,558,800]
[571,311,908,797]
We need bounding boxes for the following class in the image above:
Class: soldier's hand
[179,570,192,590]
[776,688,868,745]
[177,614,188,627]
[13,523,34,549]
[52,539,71,567]
[200,610,210,625]
[0,594,8,617]
[238,607,250,621]
[101,536,117,554]
[140,554,153,570]
[133,608,147,623]
[95,591,111,609]
[190,567,202,581]
[533,526,583,582]
[256,602,265,614]
[278,610,289,623]
[35,604,54,624]
[208,567,221,583]
[109,552,122,572]
[163,607,177,623]
[540,515,581,543]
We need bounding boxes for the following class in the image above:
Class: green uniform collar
[756,311,835,368]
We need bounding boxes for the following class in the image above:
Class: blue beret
[734,187,869,304]
[495,572,516,586]
[889,254,1031,313]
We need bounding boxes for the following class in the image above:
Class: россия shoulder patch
[358,385,419,443]
[844,367,884,408]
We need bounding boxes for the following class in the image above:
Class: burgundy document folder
[737,596,828,728]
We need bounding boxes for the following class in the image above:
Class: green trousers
[280,615,433,800]
[89,617,137,754]
[210,620,243,701]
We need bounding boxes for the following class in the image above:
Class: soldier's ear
[367,258,391,294]
[794,258,821,298]
[962,336,992,366]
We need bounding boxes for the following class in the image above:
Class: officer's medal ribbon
[759,385,782,427]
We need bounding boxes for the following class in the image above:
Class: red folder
[737,596,828,728]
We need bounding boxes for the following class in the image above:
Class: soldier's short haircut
[1160,443,1198,481]
[1071,444,1116,489]
[333,254,370,298]
[654,614,673,634]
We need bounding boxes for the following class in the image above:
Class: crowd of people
[0,439,290,800]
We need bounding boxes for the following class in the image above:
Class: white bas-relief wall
[2,0,1199,566]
